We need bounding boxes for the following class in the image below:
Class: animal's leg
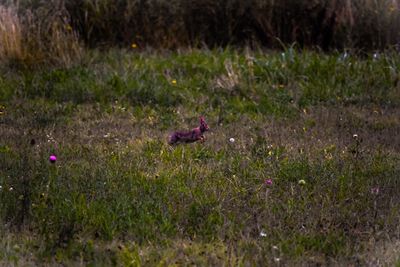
[199,135,205,142]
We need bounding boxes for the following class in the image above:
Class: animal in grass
[168,116,210,145]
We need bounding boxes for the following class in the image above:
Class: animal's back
[168,129,200,144]
[168,116,209,145]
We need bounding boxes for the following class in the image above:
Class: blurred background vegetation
[1,0,400,67]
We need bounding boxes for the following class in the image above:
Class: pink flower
[49,155,57,163]
[265,179,273,186]
[371,187,379,195]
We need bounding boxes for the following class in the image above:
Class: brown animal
[168,116,210,145]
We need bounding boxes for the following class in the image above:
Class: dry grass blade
[0,5,23,63]
[214,59,240,93]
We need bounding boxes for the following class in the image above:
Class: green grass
[1,48,400,265]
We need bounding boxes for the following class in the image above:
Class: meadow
[1,48,400,266]
[1,0,400,266]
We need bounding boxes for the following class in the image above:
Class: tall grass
[1,0,399,64]
[63,0,400,50]
[0,1,82,67]
[0,5,23,62]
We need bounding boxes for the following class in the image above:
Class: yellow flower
[171,79,177,85]
[65,24,73,31]
[131,43,137,49]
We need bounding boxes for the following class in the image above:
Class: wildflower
[352,134,358,139]
[371,187,380,195]
[265,179,273,186]
[9,187,13,191]
[274,257,281,263]
[229,137,235,143]
[0,185,2,190]
[171,79,177,85]
[272,245,278,250]
[298,179,306,185]
[131,43,137,49]
[260,230,267,237]
[65,24,73,31]
[49,155,57,163]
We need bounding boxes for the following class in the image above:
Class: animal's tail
[168,133,178,145]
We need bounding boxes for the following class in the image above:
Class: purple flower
[265,179,273,186]
[49,155,57,163]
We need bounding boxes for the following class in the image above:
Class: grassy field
[1,48,400,266]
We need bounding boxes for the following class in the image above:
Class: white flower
[272,245,278,250]
[229,137,235,143]
[260,230,267,237]
[298,179,306,185]
[9,187,13,191]
[274,257,281,263]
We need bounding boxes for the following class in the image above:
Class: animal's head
[199,116,209,132]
